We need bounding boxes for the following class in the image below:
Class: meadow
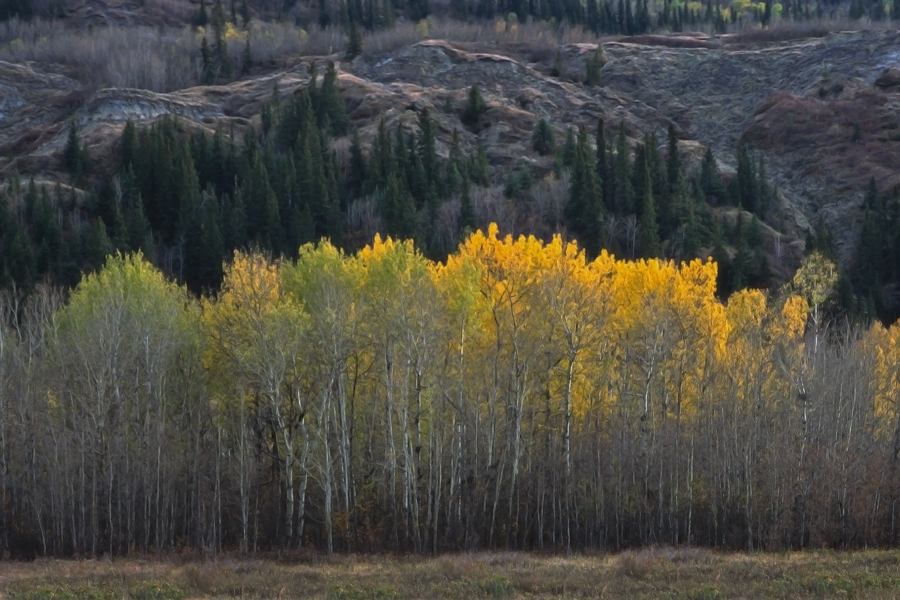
[3,549,900,599]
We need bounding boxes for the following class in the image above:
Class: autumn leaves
[10,223,899,554]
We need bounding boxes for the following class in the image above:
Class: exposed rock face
[3,28,900,269]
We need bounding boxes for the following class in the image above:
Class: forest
[1,229,900,557]
[1,0,900,560]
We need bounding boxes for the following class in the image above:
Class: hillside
[1,8,900,314]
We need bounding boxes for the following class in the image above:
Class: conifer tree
[565,127,603,255]
[638,158,660,257]
[585,48,606,86]
[64,121,87,183]
[470,144,490,186]
[462,83,487,126]
[347,128,367,199]
[458,176,477,234]
[211,0,232,80]
[320,62,349,136]
[532,118,556,156]
[596,119,612,210]
[346,19,363,60]
[699,146,723,203]
[192,0,209,27]
[561,127,577,168]
[613,122,634,214]
[241,35,253,75]
[418,108,439,192]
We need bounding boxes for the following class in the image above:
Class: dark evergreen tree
[561,127,577,169]
[64,121,87,183]
[565,127,604,256]
[532,118,556,156]
[462,83,487,126]
[346,19,363,60]
[418,108,439,193]
[699,146,724,204]
[347,128,368,199]
[193,0,209,27]
[469,144,490,187]
[638,158,661,257]
[613,122,634,214]
[319,62,350,136]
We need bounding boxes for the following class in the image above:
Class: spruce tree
[459,176,477,234]
[565,127,603,256]
[561,127,577,168]
[638,158,661,257]
[64,121,86,182]
[532,118,556,156]
[613,122,634,214]
[462,83,487,126]
[346,19,363,60]
[585,48,606,86]
[320,62,349,136]
[418,108,439,192]
[470,144,490,186]
[347,128,367,199]
[211,0,232,79]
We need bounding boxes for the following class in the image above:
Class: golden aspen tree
[203,250,309,548]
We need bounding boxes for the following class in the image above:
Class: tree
[792,251,838,353]
[585,47,606,86]
[532,118,556,156]
[566,127,603,256]
[203,251,310,548]
[64,121,87,183]
[462,83,487,126]
[346,19,363,60]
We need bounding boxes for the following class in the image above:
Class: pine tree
[445,128,464,196]
[241,35,253,75]
[119,119,137,172]
[239,0,251,27]
[200,36,215,84]
[192,0,209,27]
[418,108,439,192]
[638,158,660,257]
[561,127,577,168]
[458,176,477,234]
[470,144,490,186]
[585,48,605,86]
[462,83,487,126]
[532,118,556,156]
[127,194,153,256]
[320,62,349,136]
[565,127,603,256]
[64,121,86,182]
[346,19,363,60]
[211,0,232,80]
[347,128,367,199]
[699,146,723,204]
[596,119,612,211]
[613,122,634,214]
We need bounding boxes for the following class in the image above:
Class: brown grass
[3,549,900,600]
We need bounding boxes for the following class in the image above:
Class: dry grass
[0,18,349,92]
[2,549,900,599]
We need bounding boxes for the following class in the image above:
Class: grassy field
[2,548,900,599]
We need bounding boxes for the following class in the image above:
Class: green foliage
[63,121,88,183]
[346,19,363,60]
[585,47,606,86]
[532,118,556,156]
[462,83,487,126]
